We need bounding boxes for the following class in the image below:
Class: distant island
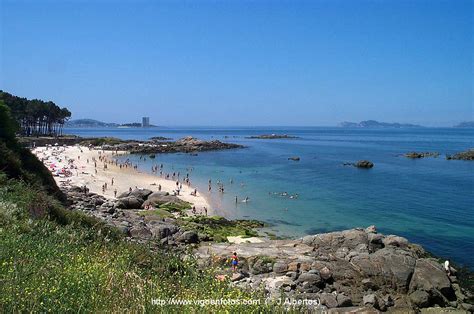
[246,134,299,139]
[454,121,474,128]
[66,119,157,128]
[339,120,423,128]
[66,119,119,128]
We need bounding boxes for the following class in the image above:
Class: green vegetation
[0,91,71,137]
[178,216,264,242]
[138,208,174,218]
[159,201,192,214]
[0,102,277,312]
[0,176,275,311]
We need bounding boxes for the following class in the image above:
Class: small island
[446,149,474,161]
[246,134,299,139]
[339,120,423,128]
[454,121,474,128]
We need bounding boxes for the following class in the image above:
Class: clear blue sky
[1,0,472,126]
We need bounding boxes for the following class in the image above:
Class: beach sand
[32,145,211,214]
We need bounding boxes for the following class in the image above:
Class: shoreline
[32,145,213,215]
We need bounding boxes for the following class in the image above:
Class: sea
[65,127,474,269]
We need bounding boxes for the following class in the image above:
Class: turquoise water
[66,127,474,269]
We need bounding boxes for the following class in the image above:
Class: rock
[320,267,332,281]
[129,226,152,239]
[231,272,245,282]
[352,247,416,292]
[285,271,298,280]
[177,231,199,244]
[363,294,378,308]
[129,188,153,200]
[405,152,440,159]
[447,149,474,161]
[354,160,374,168]
[461,303,474,312]
[273,261,288,274]
[409,290,430,308]
[297,272,322,286]
[287,261,300,272]
[383,235,409,248]
[409,258,454,300]
[362,278,378,291]
[151,224,179,239]
[147,191,170,199]
[320,293,338,308]
[143,194,187,208]
[115,196,144,209]
[249,257,273,275]
[288,156,300,161]
[365,225,377,233]
[336,294,353,307]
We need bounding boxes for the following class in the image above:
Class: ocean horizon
[64,126,474,270]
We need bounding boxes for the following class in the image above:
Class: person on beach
[235,196,238,203]
[204,207,208,216]
[230,252,239,272]
[158,184,162,191]
[114,189,117,197]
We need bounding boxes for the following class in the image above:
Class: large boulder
[151,224,179,239]
[409,290,430,308]
[409,258,454,300]
[297,272,322,286]
[352,247,416,292]
[143,194,187,208]
[383,235,409,248]
[129,188,153,200]
[129,226,152,239]
[115,196,144,209]
[302,229,369,251]
[177,231,199,244]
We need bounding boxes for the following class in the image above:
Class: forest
[0,91,71,137]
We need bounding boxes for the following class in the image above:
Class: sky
[0,0,472,127]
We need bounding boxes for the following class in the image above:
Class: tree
[0,100,18,142]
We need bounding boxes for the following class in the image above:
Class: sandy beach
[32,145,211,214]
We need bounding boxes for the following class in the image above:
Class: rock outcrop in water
[446,149,474,161]
[405,152,440,158]
[354,160,374,168]
[83,136,244,154]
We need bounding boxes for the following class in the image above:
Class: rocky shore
[83,136,244,154]
[61,185,473,312]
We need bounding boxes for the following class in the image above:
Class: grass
[138,208,174,218]
[178,216,264,242]
[0,174,277,312]
[158,201,192,214]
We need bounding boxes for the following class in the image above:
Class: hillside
[454,121,474,128]
[65,119,119,127]
[339,120,423,128]
[0,101,273,312]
